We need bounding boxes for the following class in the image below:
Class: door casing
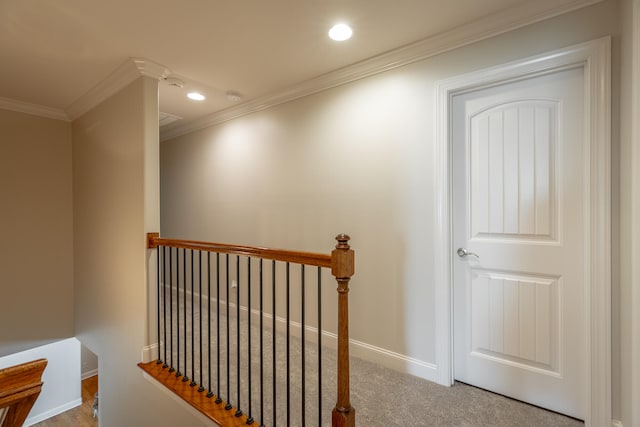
[434,37,611,426]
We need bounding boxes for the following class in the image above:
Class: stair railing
[139,233,355,427]
[0,359,47,427]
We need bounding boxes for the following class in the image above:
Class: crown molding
[0,58,169,122]
[66,58,170,121]
[0,96,70,121]
[160,0,603,142]
[132,58,172,80]
[159,111,182,127]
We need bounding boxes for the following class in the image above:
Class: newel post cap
[332,234,354,279]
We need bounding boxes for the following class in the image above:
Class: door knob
[457,248,479,259]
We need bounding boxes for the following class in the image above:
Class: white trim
[149,283,437,382]
[66,58,170,120]
[141,343,159,364]
[348,338,438,382]
[81,368,99,380]
[586,35,612,427]
[0,0,601,129]
[160,0,602,142]
[0,58,170,122]
[23,398,82,427]
[0,96,69,121]
[147,331,436,386]
[434,37,611,426]
[612,420,624,427]
[132,58,171,80]
[159,111,182,127]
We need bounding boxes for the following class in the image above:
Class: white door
[452,66,586,419]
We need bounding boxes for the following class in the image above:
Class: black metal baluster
[317,267,322,425]
[247,257,253,424]
[225,254,232,410]
[163,246,168,369]
[259,259,264,426]
[176,248,182,377]
[301,265,305,426]
[190,249,197,387]
[156,244,162,364]
[169,247,175,373]
[216,253,222,404]
[272,260,276,424]
[236,255,242,418]
[199,251,205,392]
[183,248,189,383]
[207,252,214,398]
[286,262,290,427]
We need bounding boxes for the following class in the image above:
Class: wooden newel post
[331,234,355,427]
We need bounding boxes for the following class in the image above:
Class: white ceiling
[0,0,594,134]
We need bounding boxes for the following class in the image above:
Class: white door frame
[434,37,611,426]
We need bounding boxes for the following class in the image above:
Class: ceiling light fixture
[328,23,352,41]
[187,92,206,101]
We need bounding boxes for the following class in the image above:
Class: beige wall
[0,109,73,357]
[161,0,625,421]
[618,0,640,425]
[73,77,207,426]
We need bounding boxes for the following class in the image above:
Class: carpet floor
[348,356,582,426]
[160,289,582,426]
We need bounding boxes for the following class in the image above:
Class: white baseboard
[81,368,98,380]
[24,398,82,426]
[612,420,623,427]
[149,287,438,384]
[155,283,439,381]
[347,338,438,382]
[141,343,159,363]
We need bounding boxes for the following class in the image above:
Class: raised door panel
[470,101,557,241]
[468,270,558,375]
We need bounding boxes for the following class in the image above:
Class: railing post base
[332,407,356,427]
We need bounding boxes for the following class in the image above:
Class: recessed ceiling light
[187,92,206,101]
[328,23,352,41]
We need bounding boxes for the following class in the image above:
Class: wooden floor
[33,375,98,427]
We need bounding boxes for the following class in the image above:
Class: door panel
[470,101,557,239]
[469,270,558,372]
[453,67,585,419]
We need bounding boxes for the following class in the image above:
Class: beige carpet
[160,287,582,426]
[348,357,582,426]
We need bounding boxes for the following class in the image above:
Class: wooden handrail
[0,359,47,427]
[147,233,332,268]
